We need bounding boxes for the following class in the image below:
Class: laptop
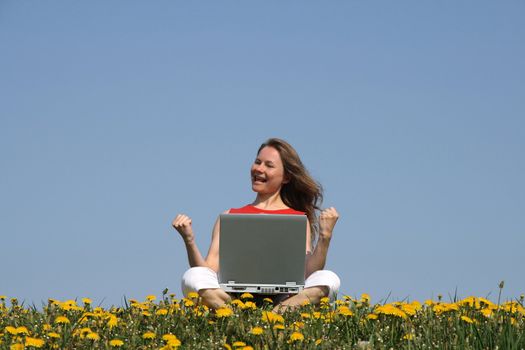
[218,213,307,295]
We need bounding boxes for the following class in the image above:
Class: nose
[253,163,265,173]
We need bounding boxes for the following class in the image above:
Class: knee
[181,266,219,297]
[305,270,341,301]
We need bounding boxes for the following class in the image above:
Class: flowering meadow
[1,290,524,350]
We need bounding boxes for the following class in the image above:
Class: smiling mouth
[252,175,267,183]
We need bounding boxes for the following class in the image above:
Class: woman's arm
[305,207,339,277]
[172,214,208,268]
[203,215,221,272]
[204,210,230,272]
[172,210,228,272]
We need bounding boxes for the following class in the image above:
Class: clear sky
[1,1,524,307]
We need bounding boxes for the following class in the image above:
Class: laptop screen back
[218,214,307,285]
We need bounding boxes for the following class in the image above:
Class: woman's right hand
[172,214,195,243]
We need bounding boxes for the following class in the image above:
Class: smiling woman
[172,138,341,311]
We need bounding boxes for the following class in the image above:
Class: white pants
[181,266,341,301]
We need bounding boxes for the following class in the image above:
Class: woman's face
[251,146,288,195]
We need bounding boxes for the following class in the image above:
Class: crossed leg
[273,286,329,313]
[198,288,231,309]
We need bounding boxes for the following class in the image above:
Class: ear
[282,174,291,184]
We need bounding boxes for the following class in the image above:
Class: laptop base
[220,283,304,295]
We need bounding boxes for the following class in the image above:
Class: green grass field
[1,290,524,349]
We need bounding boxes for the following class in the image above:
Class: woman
[172,138,340,311]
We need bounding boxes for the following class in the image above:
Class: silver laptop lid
[218,214,307,286]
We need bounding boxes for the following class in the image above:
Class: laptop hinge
[228,281,236,284]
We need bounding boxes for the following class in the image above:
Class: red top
[229,204,305,215]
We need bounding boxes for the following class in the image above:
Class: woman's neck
[252,192,288,210]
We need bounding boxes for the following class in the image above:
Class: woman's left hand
[319,207,339,240]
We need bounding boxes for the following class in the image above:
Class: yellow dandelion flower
[216,307,234,318]
[25,337,45,348]
[12,326,29,335]
[241,347,254,350]
[162,334,181,348]
[461,316,474,324]
[0,295,6,300]
[183,299,194,307]
[10,344,24,350]
[240,293,254,299]
[366,313,378,320]
[77,327,93,339]
[375,304,407,319]
[143,332,156,339]
[289,332,304,342]
[263,297,273,303]
[315,339,323,345]
[301,300,311,306]
[107,315,119,328]
[58,300,77,311]
[478,297,495,308]
[187,292,199,299]
[403,333,414,340]
[400,303,417,316]
[82,298,92,305]
[411,301,423,311]
[5,326,18,335]
[320,297,330,304]
[109,339,124,347]
[146,295,156,302]
[273,324,285,330]
[300,312,310,319]
[86,332,100,341]
[47,332,60,339]
[460,296,479,308]
[224,345,232,350]
[242,301,257,310]
[42,324,52,331]
[54,316,70,324]
[231,299,245,308]
[166,338,182,348]
[156,308,168,316]
[232,341,246,347]
[481,308,493,318]
[360,294,371,303]
[163,334,177,341]
[337,306,353,316]
[250,327,263,335]
[292,321,305,330]
[261,311,284,324]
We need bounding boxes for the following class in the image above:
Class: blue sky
[1,1,524,307]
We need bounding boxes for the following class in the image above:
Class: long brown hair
[257,138,323,239]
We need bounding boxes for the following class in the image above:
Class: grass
[1,290,524,349]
